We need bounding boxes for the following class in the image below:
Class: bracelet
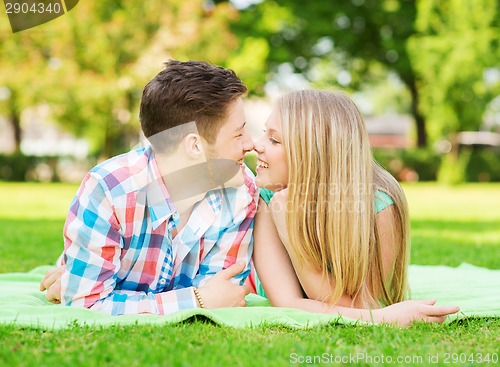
[193,287,205,308]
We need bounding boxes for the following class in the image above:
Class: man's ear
[183,133,205,159]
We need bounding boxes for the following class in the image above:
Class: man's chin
[222,166,246,189]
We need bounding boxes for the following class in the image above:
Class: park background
[1,1,500,366]
[1,0,500,183]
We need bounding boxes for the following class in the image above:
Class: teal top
[259,188,394,213]
[255,188,394,298]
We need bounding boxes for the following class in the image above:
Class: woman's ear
[183,133,205,159]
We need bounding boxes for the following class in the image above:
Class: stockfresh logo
[4,0,79,33]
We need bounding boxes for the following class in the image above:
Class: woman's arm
[255,193,459,326]
[377,205,398,280]
[253,197,358,310]
[253,197,305,306]
[267,189,399,305]
[264,190,355,307]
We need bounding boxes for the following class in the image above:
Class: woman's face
[254,109,289,191]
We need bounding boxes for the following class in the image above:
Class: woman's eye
[263,129,280,144]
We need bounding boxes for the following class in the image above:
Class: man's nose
[242,132,254,152]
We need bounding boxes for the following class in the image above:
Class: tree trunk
[10,111,22,153]
[9,91,22,153]
[406,79,427,148]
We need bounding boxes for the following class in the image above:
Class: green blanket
[1,264,499,329]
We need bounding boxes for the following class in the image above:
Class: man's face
[206,97,254,163]
[152,98,253,202]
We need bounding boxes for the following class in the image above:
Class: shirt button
[159,279,167,285]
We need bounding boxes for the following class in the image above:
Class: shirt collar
[145,146,178,230]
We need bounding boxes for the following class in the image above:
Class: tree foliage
[228,0,500,147]
[0,20,55,151]
[408,0,500,139]
[2,0,499,157]
[228,0,430,145]
[0,0,239,157]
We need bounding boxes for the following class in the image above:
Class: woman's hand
[371,299,460,327]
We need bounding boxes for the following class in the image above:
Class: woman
[251,90,459,326]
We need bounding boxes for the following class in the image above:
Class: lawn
[1,182,499,366]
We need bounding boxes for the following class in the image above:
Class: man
[40,60,258,316]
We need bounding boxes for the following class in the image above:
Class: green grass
[1,182,500,367]
[404,183,500,269]
[0,183,77,273]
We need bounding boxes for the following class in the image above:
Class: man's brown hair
[139,60,247,144]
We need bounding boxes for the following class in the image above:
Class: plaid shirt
[60,145,258,316]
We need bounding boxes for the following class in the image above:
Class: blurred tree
[225,0,500,149]
[0,23,51,152]
[0,1,164,156]
[43,1,165,157]
[408,0,500,183]
[408,0,500,141]
[225,0,430,146]
[0,0,240,158]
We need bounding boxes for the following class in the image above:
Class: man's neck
[170,192,205,220]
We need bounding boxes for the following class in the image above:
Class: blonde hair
[279,90,410,308]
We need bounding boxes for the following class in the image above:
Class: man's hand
[372,299,460,327]
[39,266,64,304]
[197,261,250,309]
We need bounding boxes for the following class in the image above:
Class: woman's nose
[254,134,267,153]
[253,141,264,153]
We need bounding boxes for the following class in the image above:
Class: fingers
[236,286,248,307]
[423,315,448,323]
[39,268,55,291]
[39,267,63,291]
[419,299,437,306]
[413,300,460,315]
[425,305,460,316]
[40,267,64,304]
[238,283,253,307]
[234,285,250,307]
[217,261,246,280]
[411,304,460,325]
[45,278,61,304]
[242,283,252,296]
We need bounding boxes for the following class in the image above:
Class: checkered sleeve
[61,172,198,315]
[194,168,258,288]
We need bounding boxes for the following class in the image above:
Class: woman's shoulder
[260,187,394,213]
[259,188,275,205]
[375,190,394,214]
